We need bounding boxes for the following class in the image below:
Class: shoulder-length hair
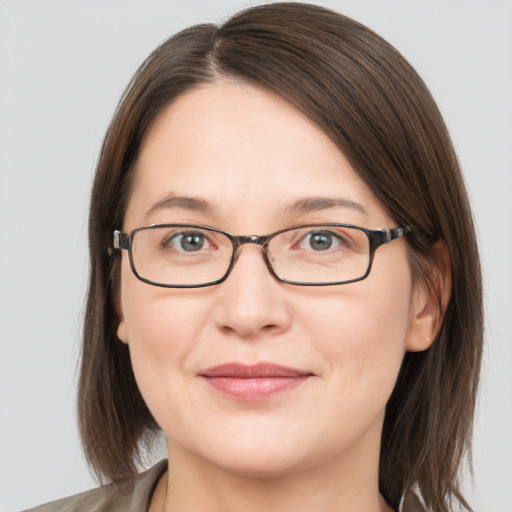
[78,3,483,511]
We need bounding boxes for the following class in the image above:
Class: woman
[29,3,482,512]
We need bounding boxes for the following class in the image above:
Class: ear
[405,241,452,352]
[115,292,129,344]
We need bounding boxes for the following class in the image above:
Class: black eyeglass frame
[113,223,410,288]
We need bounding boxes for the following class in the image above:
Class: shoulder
[24,460,168,512]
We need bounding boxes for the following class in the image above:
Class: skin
[116,81,445,512]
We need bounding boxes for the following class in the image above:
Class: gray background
[0,1,511,511]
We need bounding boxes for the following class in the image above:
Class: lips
[199,363,313,401]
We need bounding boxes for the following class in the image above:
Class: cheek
[296,262,413,403]
[121,285,206,363]
[299,282,411,352]
[117,263,212,410]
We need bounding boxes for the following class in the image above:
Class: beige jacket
[25,460,167,512]
[25,459,426,512]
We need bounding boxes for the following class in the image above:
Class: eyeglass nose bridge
[231,234,270,247]
[226,233,278,282]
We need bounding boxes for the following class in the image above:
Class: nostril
[220,322,279,338]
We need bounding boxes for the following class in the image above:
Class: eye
[165,231,211,252]
[298,230,343,251]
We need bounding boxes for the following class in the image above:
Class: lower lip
[203,376,309,401]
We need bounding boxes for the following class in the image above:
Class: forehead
[125,81,389,230]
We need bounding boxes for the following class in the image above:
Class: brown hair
[78,3,483,511]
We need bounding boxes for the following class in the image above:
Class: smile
[199,362,313,401]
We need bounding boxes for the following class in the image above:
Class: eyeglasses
[113,223,410,288]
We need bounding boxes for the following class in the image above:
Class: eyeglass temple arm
[384,226,410,243]
[113,230,130,250]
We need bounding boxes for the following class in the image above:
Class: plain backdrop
[0,1,511,511]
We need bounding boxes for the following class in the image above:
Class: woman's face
[117,81,429,477]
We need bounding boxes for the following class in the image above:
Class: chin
[208,449,315,479]
[178,425,347,480]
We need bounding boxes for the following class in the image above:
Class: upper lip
[200,362,313,378]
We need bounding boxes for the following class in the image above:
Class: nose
[212,245,292,339]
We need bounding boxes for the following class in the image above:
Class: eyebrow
[285,197,368,216]
[145,195,212,217]
[144,194,367,219]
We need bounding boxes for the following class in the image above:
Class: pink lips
[199,363,312,401]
